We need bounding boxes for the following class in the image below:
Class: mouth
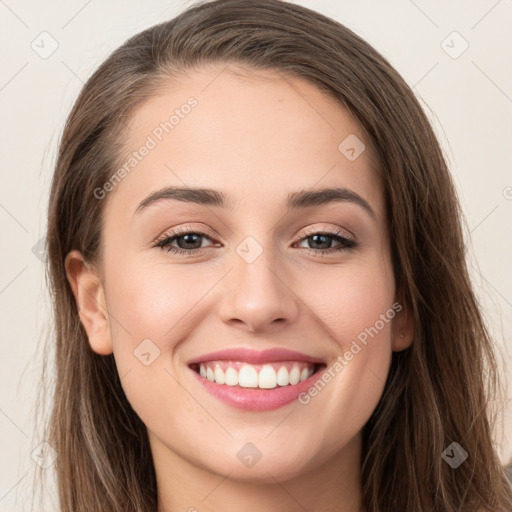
[186,348,329,411]
[188,360,327,390]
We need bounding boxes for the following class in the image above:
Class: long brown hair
[38,0,512,510]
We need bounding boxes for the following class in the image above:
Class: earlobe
[64,250,113,355]
[391,301,414,352]
[392,332,413,352]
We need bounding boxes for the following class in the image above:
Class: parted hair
[39,0,512,510]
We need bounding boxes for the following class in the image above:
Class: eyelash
[153,225,357,257]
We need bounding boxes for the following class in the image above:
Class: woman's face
[67,65,411,487]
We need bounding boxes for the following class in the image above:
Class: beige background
[1,0,511,509]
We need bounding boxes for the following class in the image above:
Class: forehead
[107,64,384,222]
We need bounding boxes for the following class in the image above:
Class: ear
[391,293,414,352]
[64,249,113,355]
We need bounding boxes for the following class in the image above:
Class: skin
[65,64,414,512]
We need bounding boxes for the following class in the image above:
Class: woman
[39,0,512,510]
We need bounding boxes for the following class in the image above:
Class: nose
[217,246,300,334]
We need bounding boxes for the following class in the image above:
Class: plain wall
[1,0,511,509]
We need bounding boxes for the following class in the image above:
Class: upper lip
[187,347,326,366]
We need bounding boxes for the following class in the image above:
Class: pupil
[311,234,330,250]
[179,234,201,249]
[175,234,334,251]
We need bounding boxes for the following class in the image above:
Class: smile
[190,360,322,389]
[188,360,327,411]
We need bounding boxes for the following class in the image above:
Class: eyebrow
[133,185,376,220]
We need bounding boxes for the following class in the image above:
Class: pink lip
[189,364,328,411]
[187,347,325,365]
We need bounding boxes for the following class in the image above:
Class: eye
[153,225,357,257]
[294,227,356,255]
[154,226,218,257]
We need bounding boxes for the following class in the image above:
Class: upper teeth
[198,361,315,389]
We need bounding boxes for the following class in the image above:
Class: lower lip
[189,364,327,411]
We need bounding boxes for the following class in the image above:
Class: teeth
[197,361,316,389]
[276,366,289,386]
[289,366,301,385]
[214,364,225,385]
[300,367,310,382]
[239,365,258,388]
[225,367,239,386]
[258,365,277,389]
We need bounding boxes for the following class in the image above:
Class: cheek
[103,263,201,426]
[106,245,396,376]
[296,289,394,460]
[303,257,395,346]
[102,261,194,388]
[297,260,395,416]
[107,260,205,340]
[105,242,395,411]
